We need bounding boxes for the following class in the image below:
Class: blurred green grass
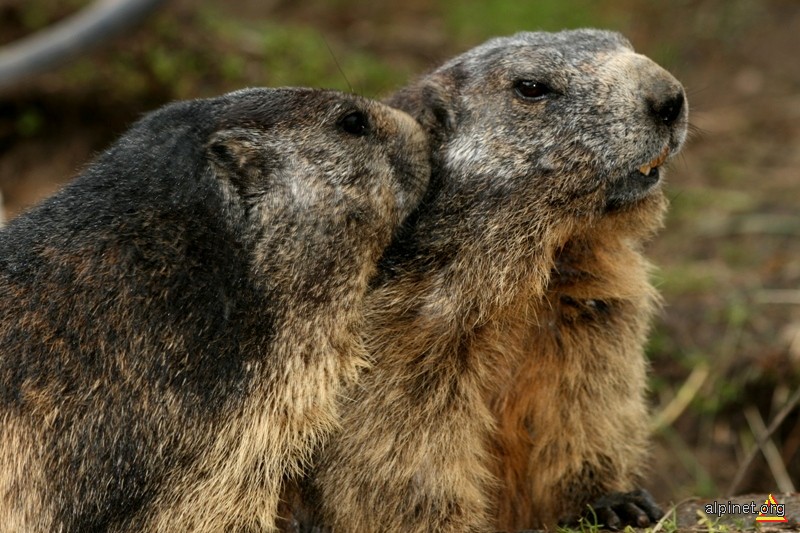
[4,0,651,102]
[443,0,619,40]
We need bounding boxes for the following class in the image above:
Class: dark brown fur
[281,29,688,532]
[0,87,429,532]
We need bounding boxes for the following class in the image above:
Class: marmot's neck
[375,171,666,328]
[253,222,383,319]
[375,181,575,327]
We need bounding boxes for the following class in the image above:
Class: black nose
[649,92,684,126]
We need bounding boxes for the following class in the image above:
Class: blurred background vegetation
[1,0,798,506]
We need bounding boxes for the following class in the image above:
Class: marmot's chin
[604,145,671,211]
[604,167,662,212]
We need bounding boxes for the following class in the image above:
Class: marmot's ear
[207,129,280,194]
[385,68,460,144]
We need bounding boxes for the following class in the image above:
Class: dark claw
[587,489,664,530]
[282,518,330,533]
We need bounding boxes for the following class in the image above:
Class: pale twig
[728,386,800,496]
[653,304,744,433]
[743,406,796,493]
[755,290,800,305]
[650,497,697,533]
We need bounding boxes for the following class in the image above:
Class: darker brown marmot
[0,87,429,532]
[287,29,688,532]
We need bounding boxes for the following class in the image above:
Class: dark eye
[514,80,553,101]
[338,110,370,136]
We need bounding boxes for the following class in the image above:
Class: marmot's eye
[514,80,553,101]
[338,111,370,136]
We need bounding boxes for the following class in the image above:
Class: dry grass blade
[756,290,800,306]
[650,497,696,533]
[651,362,710,432]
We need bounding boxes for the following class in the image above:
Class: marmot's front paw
[584,489,664,530]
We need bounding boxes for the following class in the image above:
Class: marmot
[0,87,429,532]
[286,29,688,532]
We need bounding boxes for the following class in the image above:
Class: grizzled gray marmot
[0,87,429,532]
[285,29,688,532]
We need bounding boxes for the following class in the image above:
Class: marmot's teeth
[638,146,670,176]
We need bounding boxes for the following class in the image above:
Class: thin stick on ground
[727,386,800,496]
[743,405,796,493]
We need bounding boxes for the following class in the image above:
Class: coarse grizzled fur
[285,29,689,532]
[0,87,429,532]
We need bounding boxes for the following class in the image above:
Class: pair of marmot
[0,29,687,532]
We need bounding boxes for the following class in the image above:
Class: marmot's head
[388,29,687,233]
[5,88,429,310]
[200,88,432,303]
[207,88,429,250]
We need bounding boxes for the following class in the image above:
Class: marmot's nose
[649,91,684,126]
